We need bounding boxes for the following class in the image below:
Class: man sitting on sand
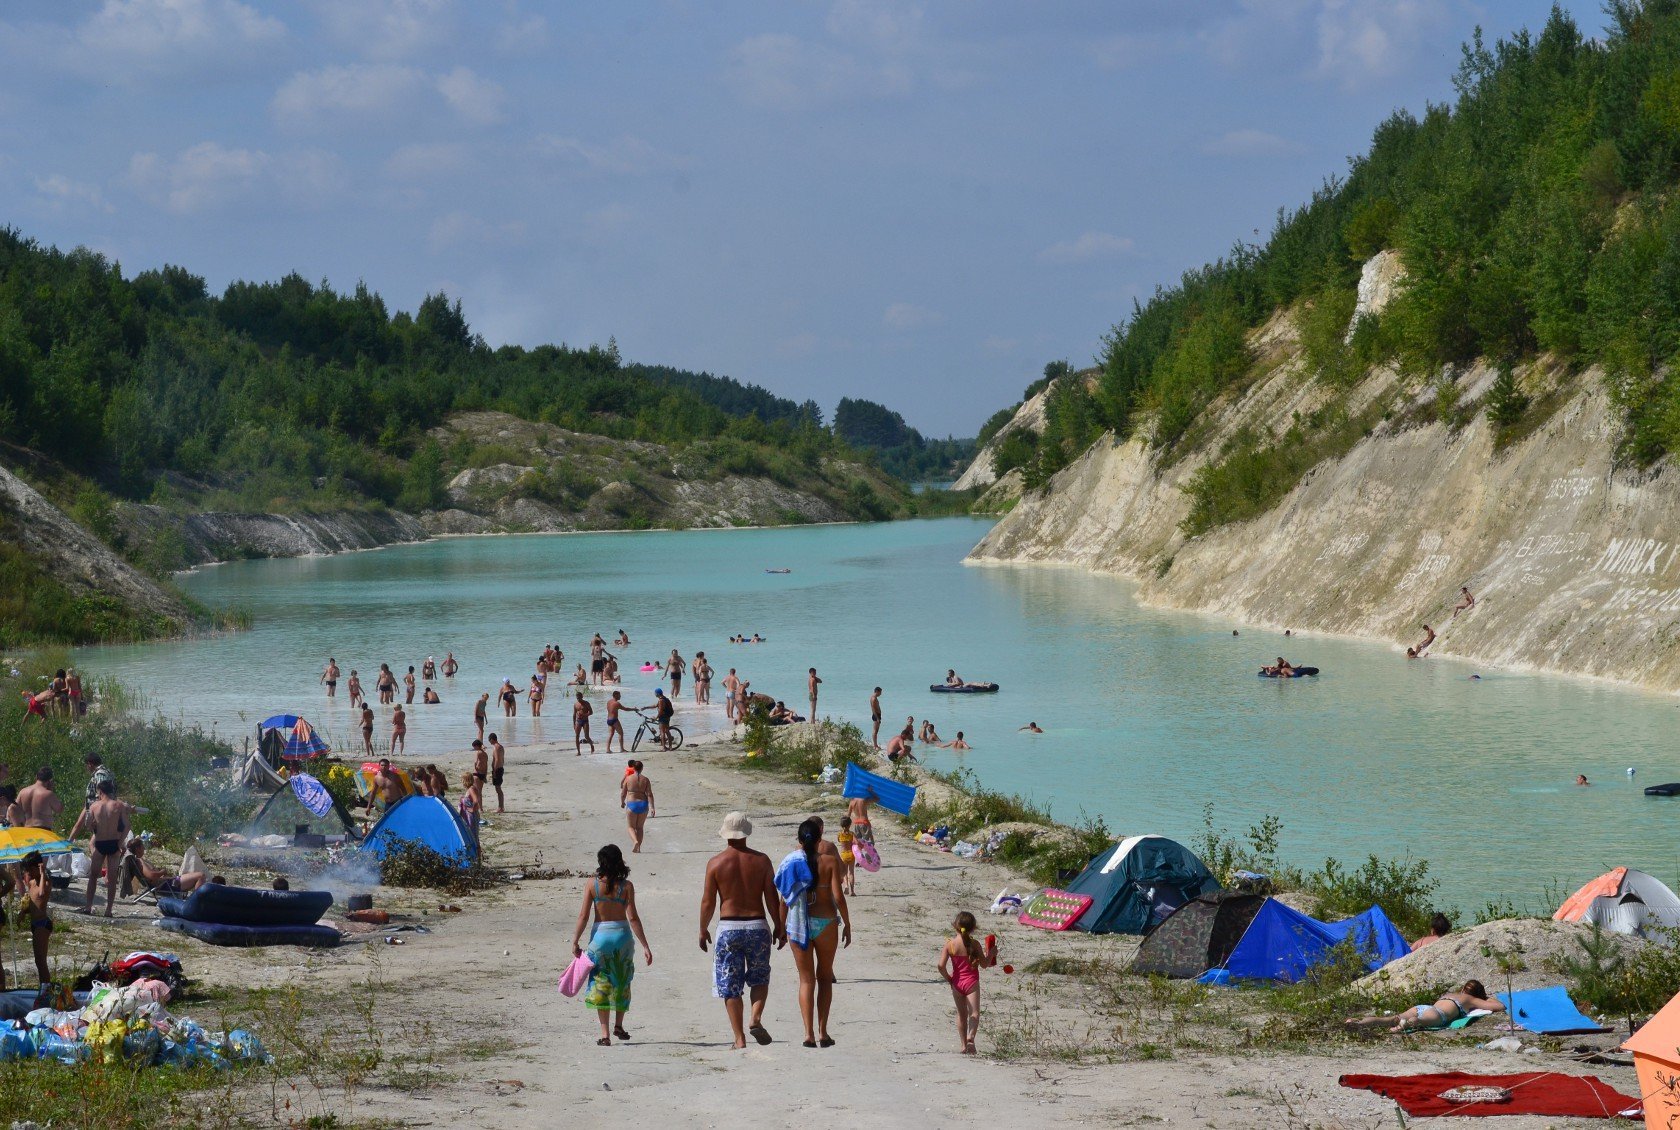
[123,837,207,897]
[699,812,786,1049]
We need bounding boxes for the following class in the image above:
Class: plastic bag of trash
[38,1032,87,1064]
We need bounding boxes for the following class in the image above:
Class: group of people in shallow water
[568,796,997,1052]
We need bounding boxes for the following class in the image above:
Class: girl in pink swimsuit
[937,911,997,1054]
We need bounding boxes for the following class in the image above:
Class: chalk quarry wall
[969,318,1680,691]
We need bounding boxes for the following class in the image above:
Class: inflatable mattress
[1645,783,1680,797]
[158,884,332,927]
[929,683,999,693]
[1258,667,1319,678]
[156,917,340,949]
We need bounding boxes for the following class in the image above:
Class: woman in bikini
[500,679,522,718]
[692,652,710,705]
[347,670,364,710]
[457,771,483,844]
[570,844,653,1046]
[1346,979,1505,1032]
[788,817,850,1049]
[620,760,654,852]
[529,674,546,717]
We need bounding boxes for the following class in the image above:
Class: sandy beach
[41,722,1627,1129]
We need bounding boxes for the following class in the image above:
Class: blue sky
[0,1,1596,436]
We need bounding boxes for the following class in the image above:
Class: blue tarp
[843,763,917,816]
[361,796,478,866]
[1198,900,1410,984]
[1496,986,1609,1034]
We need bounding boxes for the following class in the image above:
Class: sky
[0,1,1602,436]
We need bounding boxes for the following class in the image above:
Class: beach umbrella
[0,826,75,863]
[258,714,302,733]
[279,717,330,760]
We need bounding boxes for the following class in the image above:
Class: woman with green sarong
[570,844,653,1045]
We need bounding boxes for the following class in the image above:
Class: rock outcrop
[115,505,428,566]
[420,411,877,532]
[970,292,1680,690]
[953,385,1056,491]
[0,465,199,633]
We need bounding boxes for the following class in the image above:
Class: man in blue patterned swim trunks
[699,812,786,1049]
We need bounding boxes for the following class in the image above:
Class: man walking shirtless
[699,813,786,1049]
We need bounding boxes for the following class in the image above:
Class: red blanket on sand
[1339,1072,1640,1119]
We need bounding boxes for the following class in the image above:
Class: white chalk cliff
[969,260,1680,690]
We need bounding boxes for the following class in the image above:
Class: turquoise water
[80,518,1680,912]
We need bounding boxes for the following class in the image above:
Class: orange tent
[1556,868,1628,921]
[1623,991,1680,1126]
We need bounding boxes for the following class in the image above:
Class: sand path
[215,726,1641,1129]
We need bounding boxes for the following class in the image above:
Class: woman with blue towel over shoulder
[570,844,653,1046]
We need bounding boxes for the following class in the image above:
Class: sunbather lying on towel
[1345,980,1505,1033]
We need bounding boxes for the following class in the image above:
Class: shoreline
[964,552,1680,700]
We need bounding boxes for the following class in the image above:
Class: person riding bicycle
[648,688,676,751]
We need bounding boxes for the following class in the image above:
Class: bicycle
[630,709,683,752]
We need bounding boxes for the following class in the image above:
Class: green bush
[1305,854,1438,938]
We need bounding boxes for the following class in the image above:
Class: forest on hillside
[1001,2,1680,495]
[0,229,966,515]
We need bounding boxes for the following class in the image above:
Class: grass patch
[1179,399,1384,538]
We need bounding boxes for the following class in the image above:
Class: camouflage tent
[1129,892,1266,978]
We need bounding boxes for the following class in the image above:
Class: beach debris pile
[6,979,271,1068]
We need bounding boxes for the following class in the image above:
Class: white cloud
[583,202,635,242]
[726,32,910,110]
[34,174,115,214]
[1314,0,1448,89]
[428,210,527,252]
[272,63,427,128]
[534,134,687,176]
[310,0,454,61]
[129,141,269,213]
[496,10,548,53]
[74,0,283,71]
[1038,231,1134,265]
[1201,128,1307,158]
[776,332,820,359]
[128,142,345,213]
[883,302,941,330]
[1091,34,1152,71]
[436,66,505,125]
[384,142,472,180]
[825,0,923,51]
[274,149,348,207]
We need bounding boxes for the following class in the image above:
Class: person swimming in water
[1019,722,1043,734]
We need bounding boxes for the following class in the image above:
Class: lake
[80,517,1680,913]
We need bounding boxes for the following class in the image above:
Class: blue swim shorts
[713,921,771,999]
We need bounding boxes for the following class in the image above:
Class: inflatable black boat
[1645,782,1680,797]
[930,683,999,694]
[1258,666,1319,678]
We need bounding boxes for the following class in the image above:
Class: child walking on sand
[937,911,996,1054]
